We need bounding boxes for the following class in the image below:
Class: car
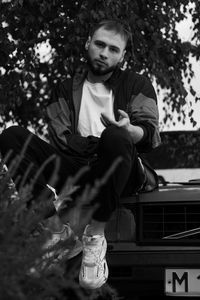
[106,130,200,300]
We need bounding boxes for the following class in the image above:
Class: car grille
[137,202,200,245]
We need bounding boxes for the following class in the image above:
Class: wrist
[127,124,144,143]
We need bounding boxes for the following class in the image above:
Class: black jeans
[0,125,139,222]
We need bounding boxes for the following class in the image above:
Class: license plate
[165,269,200,296]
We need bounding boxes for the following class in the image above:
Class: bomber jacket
[46,64,161,157]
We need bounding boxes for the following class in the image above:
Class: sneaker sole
[79,260,109,289]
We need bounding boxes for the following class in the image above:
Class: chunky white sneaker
[79,225,108,289]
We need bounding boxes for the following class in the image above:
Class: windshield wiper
[163,227,200,239]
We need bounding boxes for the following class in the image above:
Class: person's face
[86,27,126,76]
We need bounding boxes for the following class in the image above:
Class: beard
[87,53,118,76]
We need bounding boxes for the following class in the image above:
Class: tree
[0,0,200,136]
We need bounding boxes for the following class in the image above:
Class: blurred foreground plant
[0,150,120,300]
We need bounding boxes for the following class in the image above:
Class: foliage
[0,0,200,134]
[0,155,120,300]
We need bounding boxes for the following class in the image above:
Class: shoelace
[83,248,107,277]
[83,238,105,269]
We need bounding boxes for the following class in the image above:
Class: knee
[1,126,23,140]
[101,125,132,145]
[1,125,31,140]
[100,125,134,154]
[0,126,30,155]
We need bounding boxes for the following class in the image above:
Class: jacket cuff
[134,122,154,152]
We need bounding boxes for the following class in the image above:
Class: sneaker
[79,225,108,289]
[29,223,82,276]
[42,223,83,261]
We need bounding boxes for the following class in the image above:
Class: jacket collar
[72,63,122,90]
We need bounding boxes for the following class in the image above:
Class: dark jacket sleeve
[127,74,161,152]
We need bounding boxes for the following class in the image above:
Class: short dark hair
[89,19,131,46]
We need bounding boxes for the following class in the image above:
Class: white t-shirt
[77,79,115,137]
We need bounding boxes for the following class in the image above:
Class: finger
[101,113,111,124]
[100,115,109,127]
[101,114,114,126]
[118,119,129,127]
[118,109,129,118]
[101,113,116,125]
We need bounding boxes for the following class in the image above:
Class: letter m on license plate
[165,269,200,296]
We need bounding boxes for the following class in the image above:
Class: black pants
[0,125,140,222]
